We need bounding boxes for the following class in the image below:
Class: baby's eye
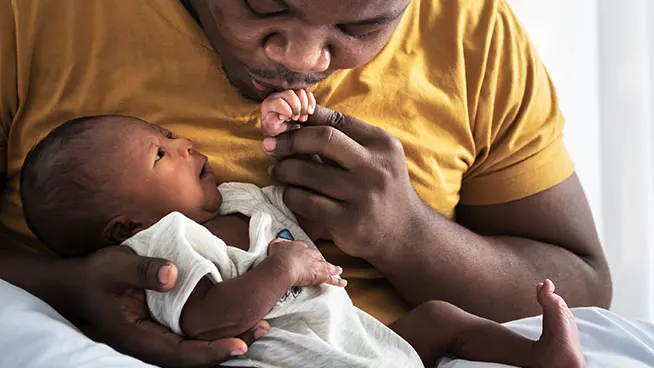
[155,148,165,162]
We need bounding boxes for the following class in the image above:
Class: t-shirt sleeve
[122,212,225,335]
[459,0,574,206]
[0,0,18,178]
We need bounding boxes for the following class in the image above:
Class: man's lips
[249,73,312,95]
[251,77,278,95]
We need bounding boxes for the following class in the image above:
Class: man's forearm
[366,209,612,322]
[0,226,83,319]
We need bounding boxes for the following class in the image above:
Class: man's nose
[264,28,331,73]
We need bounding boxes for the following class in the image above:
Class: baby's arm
[180,240,345,341]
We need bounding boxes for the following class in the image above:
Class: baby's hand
[268,239,346,288]
[261,89,316,136]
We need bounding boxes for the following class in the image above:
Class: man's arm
[263,105,611,322]
[0,225,266,366]
[0,227,85,318]
[366,173,610,322]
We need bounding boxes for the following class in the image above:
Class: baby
[19,91,585,368]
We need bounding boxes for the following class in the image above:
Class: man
[0,0,611,366]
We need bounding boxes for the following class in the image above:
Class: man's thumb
[116,251,178,292]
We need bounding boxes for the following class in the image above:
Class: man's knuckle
[389,135,404,152]
[325,110,346,128]
[313,127,335,151]
[274,133,288,152]
[378,131,402,152]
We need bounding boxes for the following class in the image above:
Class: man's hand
[73,246,262,367]
[268,240,346,287]
[260,105,611,322]
[262,105,427,260]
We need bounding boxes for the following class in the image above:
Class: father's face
[188,0,411,101]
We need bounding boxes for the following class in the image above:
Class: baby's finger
[296,89,309,120]
[274,90,301,121]
[261,98,294,136]
[308,262,344,286]
[261,94,294,119]
[320,261,343,278]
[318,261,346,287]
[307,91,316,115]
[299,91,316,122]
[326,275,348,288]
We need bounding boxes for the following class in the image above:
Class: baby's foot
[533,279,585,368]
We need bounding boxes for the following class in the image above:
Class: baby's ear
[103,216,142,245]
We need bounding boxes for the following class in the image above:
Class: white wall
[508,0,654,321]
[596,0,654,322]
[508,0,603,237]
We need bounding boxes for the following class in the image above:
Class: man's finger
[271,158,353,201]
[263,126,369,170]
[106,248,178,292]
[304,105,383,145]
[118,319,247,367]
[283,186,344,225]
[237,320,271,345]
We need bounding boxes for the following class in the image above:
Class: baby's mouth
[199,162,208,179]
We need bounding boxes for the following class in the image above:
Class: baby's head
[20,115,222,257]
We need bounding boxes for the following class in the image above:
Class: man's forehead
[283,0,408,23]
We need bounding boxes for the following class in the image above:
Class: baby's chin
[197,190,223,221]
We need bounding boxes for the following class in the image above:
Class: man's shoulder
[409,0,501,36]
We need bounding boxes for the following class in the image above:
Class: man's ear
[103,216,144,245]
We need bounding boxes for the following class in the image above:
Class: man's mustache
[247,66,326,85]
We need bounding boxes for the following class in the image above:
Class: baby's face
[114,118,222,225]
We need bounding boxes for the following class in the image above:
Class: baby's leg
[389,280,584,368]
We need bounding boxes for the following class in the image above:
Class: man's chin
[239,87,267,102]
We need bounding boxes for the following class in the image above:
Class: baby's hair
[20,115,128,257]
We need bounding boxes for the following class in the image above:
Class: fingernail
[308,105,315,114]
[292,114,300,121]
[336,266,343,274]
[300,114,308,122]
[253,327,268,339]
[263,137,276,152]
[277,113,285,121]
[158,265,171,285]
[230,347,246,356]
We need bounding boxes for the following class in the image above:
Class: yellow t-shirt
[0,0,573,324]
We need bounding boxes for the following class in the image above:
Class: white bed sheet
[0,280,153,368]
[1,279,653,368]
[437,307,654,368]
